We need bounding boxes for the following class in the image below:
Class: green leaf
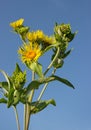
[0,98,7,104]
[52,75,75,89]
[0,82,9,92]
[13,90,20,105]
[66,32,77,42]
[29,62,43,77]
[14,63,22,73]
[30,99,56,114]
[0,70,11,89]
[26,75,74,95]
[62,49,72,59]
[7,88,14,108]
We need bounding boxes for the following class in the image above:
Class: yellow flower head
[10,18,24,28]
[27,30,56,46]
[18,42,42,64]
[27,30,44,41]
[42,35,56,44]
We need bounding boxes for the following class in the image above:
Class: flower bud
[54,23,76,43]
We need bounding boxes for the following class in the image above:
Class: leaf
[13,90,20,106]
[52,75,75,89]
[29,62,43,77]
[26,75,74,95]
[30,99,56,114]
[0,70,11,89]
[0,82,9,92]
[0,98,7,104]
[14,63,22,73]
[7,88,14,108]
[62,49,72,59]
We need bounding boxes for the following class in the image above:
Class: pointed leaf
[13,90,20,105]
[52,75,75,89]
[0,98,7,104]
[26,75,74,94]
[14,63,22,73]
[62,49,73,59]
[0,82,9,92]
[0,70,11,90]
[30,99,56,114]
[7,88,14,108]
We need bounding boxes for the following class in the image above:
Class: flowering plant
[0,18,76,130]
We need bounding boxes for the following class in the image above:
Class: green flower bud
[54,23,76,43]
[13,71,26,89]
[11,63,26,90]
[53,58,64,68]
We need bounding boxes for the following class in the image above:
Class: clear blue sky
[0,0,91,130]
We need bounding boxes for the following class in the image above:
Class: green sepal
[29,62,43,78]
[66,32,76,42]
[12,26,30,41]
[14,26,30,35]
[30,99,56,114]
[0,98,7,104]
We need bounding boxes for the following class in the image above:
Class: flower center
[25,50,36,60]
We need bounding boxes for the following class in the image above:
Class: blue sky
[0,0,91,130]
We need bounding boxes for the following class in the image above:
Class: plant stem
[13,106,20,130]
[37,83,48,101]
[38,47,60,101]
[44,47,60,76]
[24,104,27,130]
[24,71,35,130]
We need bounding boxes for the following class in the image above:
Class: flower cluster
[0,18,76,130]
[10,19,57,68]
[27,30,56,45]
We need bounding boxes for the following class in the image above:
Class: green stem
[13,106,20,130]
[44,47,60,76]
[37,83,48,101]
[38,47,60,101]
[52,67,57,75]
[24,71,35,130]
[24,105,27,130]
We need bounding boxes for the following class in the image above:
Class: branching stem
[38,47,60,101]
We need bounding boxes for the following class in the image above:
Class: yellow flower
[10,18,24,28]
[18,42,42,64]
[43,35,56,44]
[27,30,44,41]
[27,30,56,45]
